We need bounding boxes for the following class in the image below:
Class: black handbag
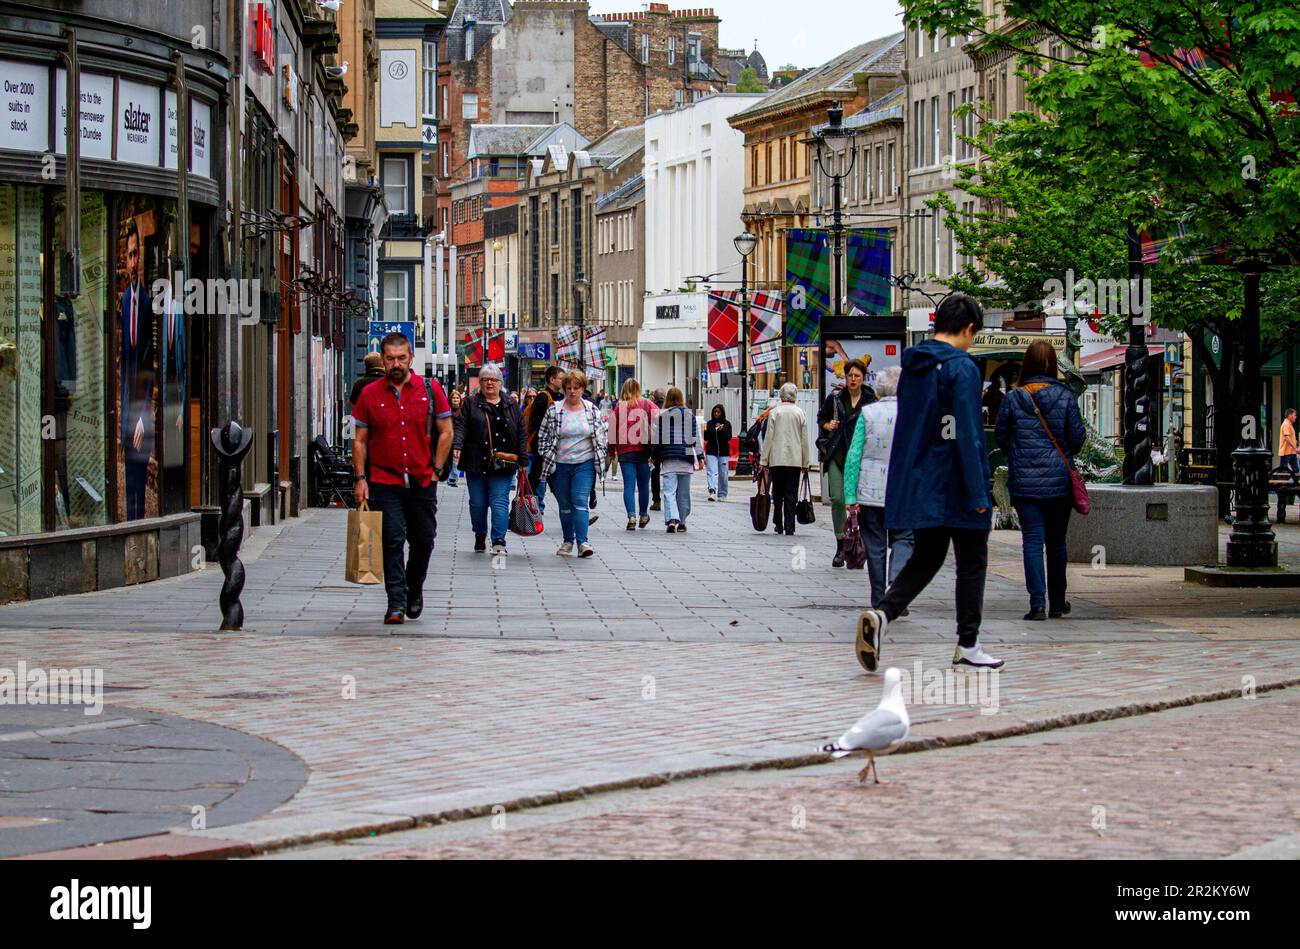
[795,470,816,524]
[815,394,841,464]
[483,401,519,474]
[750,467,772,531]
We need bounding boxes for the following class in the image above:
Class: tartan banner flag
[708,290,740,350]
[707,346,740,374]
[751,339,782,370]
[1140,222,1230,266]
[554,325,579,362]
[749,290,783,344]
[463,328,484,366]
[846,229,892,316]
[486,331,506,364]
[785,229,830,345]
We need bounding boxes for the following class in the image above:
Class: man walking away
[855,294,1004,673]
[352,333,453,625]
[349,351,385,409]
[527,365,564,513]
[1280,408,1298,482]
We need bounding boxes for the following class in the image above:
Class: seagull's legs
[857,758,871,783]
[871,756,882,784]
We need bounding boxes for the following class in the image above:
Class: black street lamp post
[812,104,856,410]
[1123,223,1155,485]
[734,231,757,476]
[1226,257,1278,567]
[574,273,589,376]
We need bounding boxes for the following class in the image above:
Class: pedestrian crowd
[350,292,1095,675]
[347,333,706,624]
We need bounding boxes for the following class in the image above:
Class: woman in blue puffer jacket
[994,340,1087,621]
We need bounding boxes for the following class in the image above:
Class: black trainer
[384,609,405,625]
[474,533,487,552]
[1049,601,1072,619]
[1024,608,1047,621]
[406,592,423,619]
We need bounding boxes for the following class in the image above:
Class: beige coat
[760,402,809,469]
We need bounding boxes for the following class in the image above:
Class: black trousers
[878,526,989,648]
[651,462,661,504]
[769,466,800,534]
[370,481,438,613]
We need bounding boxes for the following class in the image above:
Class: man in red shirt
[352,333,453,624]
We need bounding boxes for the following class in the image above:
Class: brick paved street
[351,690,1300,860]
[3,479,1299,858]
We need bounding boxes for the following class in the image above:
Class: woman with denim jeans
[652,387,702,533]
[994,340,1087,620]
[452,365,524,556]
[608,378,658,531]
[537,370,609,557]
[703,404,732,501]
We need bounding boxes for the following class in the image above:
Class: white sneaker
[557,542,574,556]
[953,641,1005,669]
[491,543,507,557]
[578,543,594,558]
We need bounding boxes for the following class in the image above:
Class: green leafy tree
[736,66,767,93]
[906,0,1300,478]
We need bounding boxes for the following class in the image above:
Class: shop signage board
[1,60,50,151]
[55,69,113,160]
[116,79,161,167]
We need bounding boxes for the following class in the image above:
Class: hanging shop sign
[251,3,276,75]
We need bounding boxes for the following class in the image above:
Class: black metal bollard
[211,420,254,630]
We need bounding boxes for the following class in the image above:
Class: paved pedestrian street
[3,479,1299,859]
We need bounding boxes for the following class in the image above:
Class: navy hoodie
[884,339,992,531]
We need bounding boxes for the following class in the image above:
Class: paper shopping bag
[345,500,384,584]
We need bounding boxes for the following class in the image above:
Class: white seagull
[820,667,910,784]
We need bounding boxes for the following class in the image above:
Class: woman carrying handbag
[994,340,1088,621]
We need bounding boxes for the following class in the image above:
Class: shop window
[113,195,174,522]
[0,185,44,536]
[53,192,110,529]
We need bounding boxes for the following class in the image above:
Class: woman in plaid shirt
[538,371,609,557]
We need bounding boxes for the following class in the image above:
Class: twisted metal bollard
[211,420,254,630]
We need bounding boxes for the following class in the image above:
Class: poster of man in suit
[116,209,157,521]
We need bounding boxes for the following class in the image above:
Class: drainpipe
[58,29,80,297]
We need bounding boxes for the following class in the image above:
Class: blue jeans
[466,471,515,544]
[705,454,729,498]
[370,480,438,612]
[619,459,652,517]
[1281,454,1299,479]
[1013,495,1073,611]
[550,460,596,544]
[663,471,692,524]
[859,506,914,608]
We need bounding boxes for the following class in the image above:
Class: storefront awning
[1080,345,1164,373]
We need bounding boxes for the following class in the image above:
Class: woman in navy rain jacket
[994,340,1087,621]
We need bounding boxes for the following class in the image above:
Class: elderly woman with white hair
[843,365,914,607]
[453,364,525,555]
[759,382,810,536]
